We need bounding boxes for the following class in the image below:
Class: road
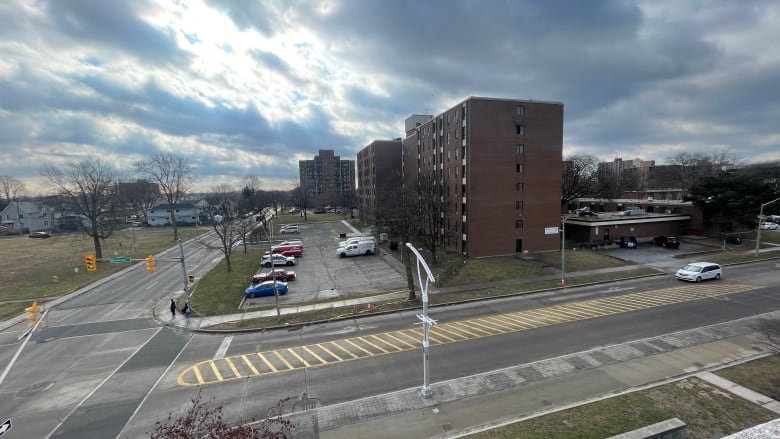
[0,236,779,437]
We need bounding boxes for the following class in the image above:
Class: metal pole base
[421,386,433,399]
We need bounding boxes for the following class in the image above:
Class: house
[0,201,55,233]
[145,203,200,227]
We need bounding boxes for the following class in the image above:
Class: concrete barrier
[607,418,687,439]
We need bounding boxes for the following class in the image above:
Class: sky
[1,0,779,194]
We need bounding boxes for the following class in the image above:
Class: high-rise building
[356,139,403,224]
[299,149,356,208]
[402,97,563,257]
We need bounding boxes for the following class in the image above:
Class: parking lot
[595,237,718,266]
[243,221,407,308]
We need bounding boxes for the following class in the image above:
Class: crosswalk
[177,282,759,386]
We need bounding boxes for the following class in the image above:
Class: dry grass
[0,227,202,320]
[466,375,777,439]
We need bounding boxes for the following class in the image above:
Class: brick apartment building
[356,139,402,224]
[299,149,356,208]
[402,96,563,257]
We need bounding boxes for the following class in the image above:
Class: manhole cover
[17,380,56,397]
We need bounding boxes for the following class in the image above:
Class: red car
[252,269,296,282]
[266,245,303,257]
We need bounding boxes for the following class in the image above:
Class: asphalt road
[1,229,779,438]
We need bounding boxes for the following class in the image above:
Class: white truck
[336,240,376,257]
[338,236,376,248]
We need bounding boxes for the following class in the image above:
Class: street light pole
[754,197,780,255]
[405,243,436,399]
[560,211,577,287]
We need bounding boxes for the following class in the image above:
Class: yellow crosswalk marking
[178,283,760,386]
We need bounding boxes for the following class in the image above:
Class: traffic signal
[146,255,156,273]
[25,301,39,327]
[187,274,195,283]
[85,254,97,272]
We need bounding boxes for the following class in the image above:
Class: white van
[338,236,376,248]
[337,240,376,257]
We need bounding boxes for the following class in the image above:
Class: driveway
[595,238,717,270]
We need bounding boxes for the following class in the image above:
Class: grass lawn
[466,373,777,439]
[188,248,265,316]
[0,227,202,320]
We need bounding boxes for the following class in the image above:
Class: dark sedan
[244,280,288,298]
[252,269,296,282]
[29,231,51,238]
[653,236,680,249]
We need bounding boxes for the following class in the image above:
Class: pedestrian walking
[182,303,191,323]
[170,298,177,318]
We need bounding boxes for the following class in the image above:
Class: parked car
[575,207,598,217]
[265,245,303,257]
[619,236,637,248]
[312,207,326,214]
[29,231,51,238]
[338,236,376,248]
[725,235,743,245]
[337,240,376,257]
[759,222,778,230]
[252,269,296,282]
[274,240,303,248]
[244,280,288,298]
[652,236,680,249]
[619,206,644,216]
[260,254,297,267]
[675,262,722,282]
[280,225,299,234]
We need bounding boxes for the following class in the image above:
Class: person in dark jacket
[181,303,191,322]
[170,298,177,318]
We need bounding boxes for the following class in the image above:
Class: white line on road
[145,280,159,290]
[214,335,233,360]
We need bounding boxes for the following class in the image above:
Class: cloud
[0,0,779,195]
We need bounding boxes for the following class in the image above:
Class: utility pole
[406,243,436,399]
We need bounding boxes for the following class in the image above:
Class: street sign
[109,257,132,264]
[0,419,11,436]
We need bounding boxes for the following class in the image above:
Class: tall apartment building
[402,97,563,257]
[597,157,656,196]
[356,139,403,224]
[299,149,356,208]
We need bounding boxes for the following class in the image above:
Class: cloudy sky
[1,0,779,194]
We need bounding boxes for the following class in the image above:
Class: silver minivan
[675,262,722,282]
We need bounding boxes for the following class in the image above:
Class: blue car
[244,280,288,298]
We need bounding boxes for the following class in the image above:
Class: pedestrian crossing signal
[25,301,39,327]
[146,255,155,273]
[85,254,97,272]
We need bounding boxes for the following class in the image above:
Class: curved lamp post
[405,243,437,399]
[755,197,780,255]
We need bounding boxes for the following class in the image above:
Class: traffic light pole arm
[0,309,49,387]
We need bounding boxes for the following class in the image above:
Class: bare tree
[42,159,121,259]
[561,154,598,207]
[199,184,245,272]
[416,171,449,264]
[135,153,194,241]
[0,175,26,208]
[149,389,295,438]
[118,178,160,221]
[377,183,421,300]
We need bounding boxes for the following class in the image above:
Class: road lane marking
[214,335,232,360]
[177,283,761,386]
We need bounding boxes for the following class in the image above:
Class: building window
[516,182,524,192]
[516,144,524,155]
[516,124,525,135]
[516,164,524,173]
[515,219,524,229]
[516,201,523,211]
[516,105,525,116]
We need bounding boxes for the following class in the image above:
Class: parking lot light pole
[561,211,577,288]
[406,243,437,399]
[755,197,780,256]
